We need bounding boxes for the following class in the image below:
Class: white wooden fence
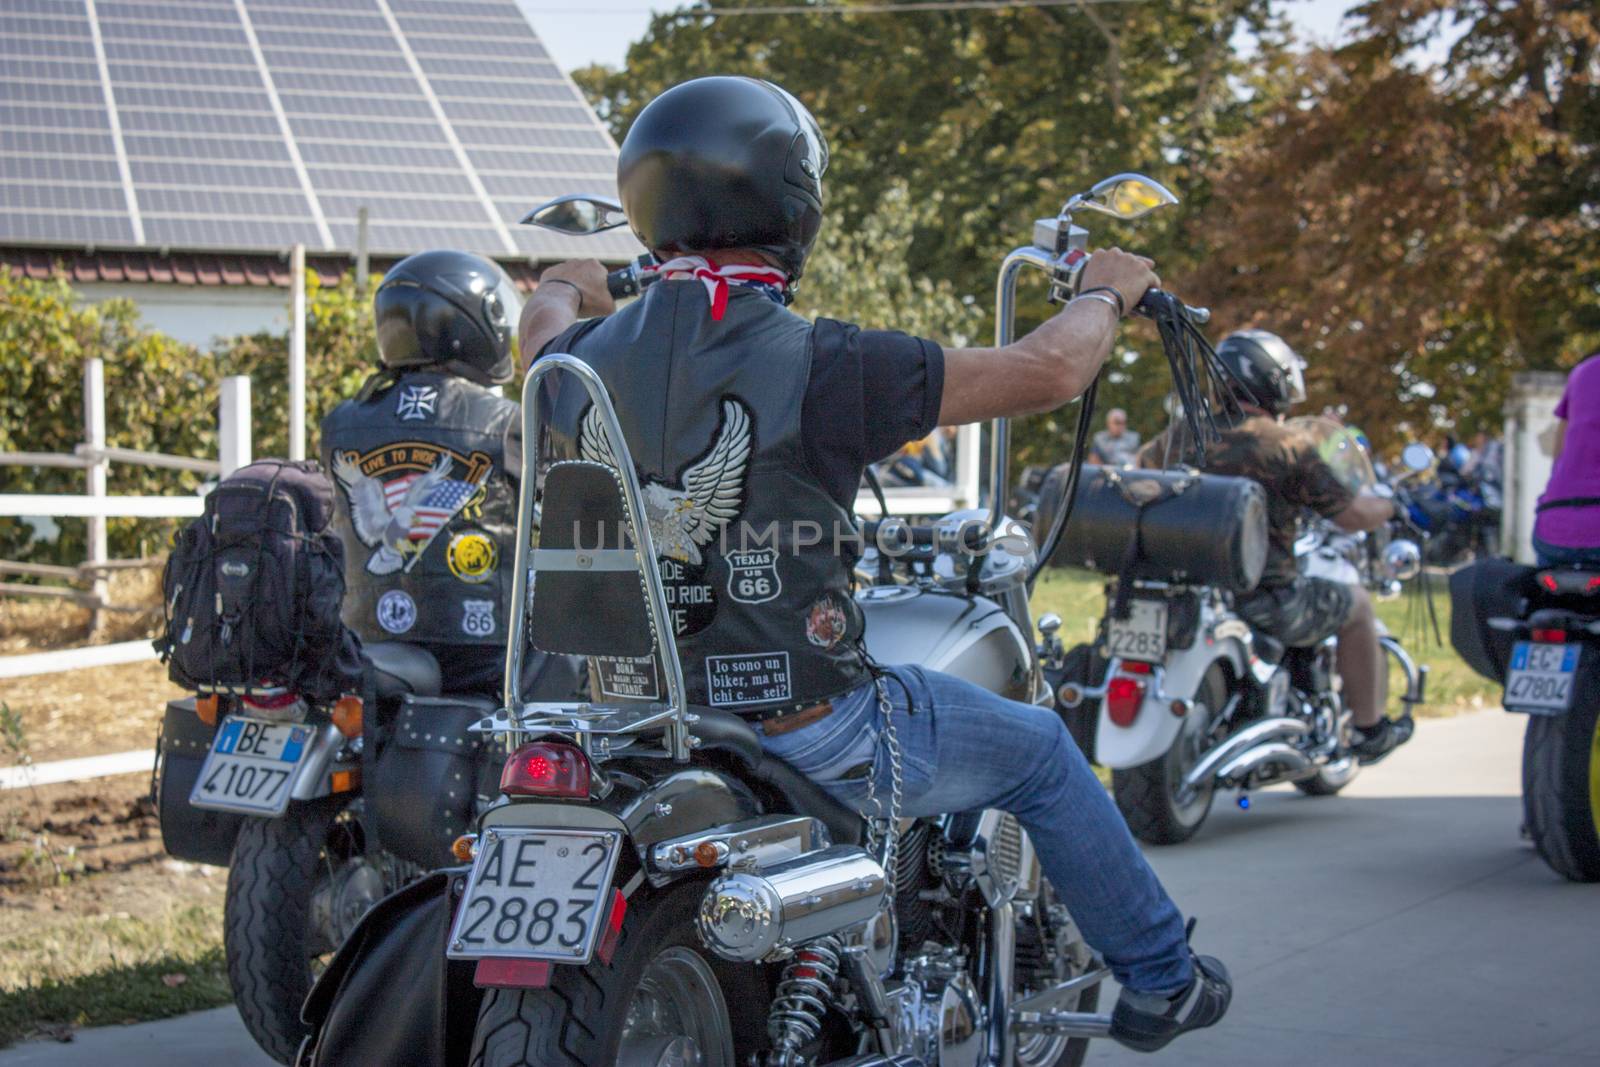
[0,358,251,672]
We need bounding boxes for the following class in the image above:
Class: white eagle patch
[579,399,751,566]
[333,452,476,575]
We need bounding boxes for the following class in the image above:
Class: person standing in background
[1091,407,1141,467]
[1533,353,1600,567]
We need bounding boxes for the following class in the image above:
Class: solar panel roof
[0,0,640,262]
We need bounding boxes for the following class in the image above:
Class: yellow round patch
[446,530,499,584]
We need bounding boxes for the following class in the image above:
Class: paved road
[6,709,1595,1066]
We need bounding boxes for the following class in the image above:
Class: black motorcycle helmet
[373,250,519,386]
[617,76,828,284]
[1215,329,1307,416]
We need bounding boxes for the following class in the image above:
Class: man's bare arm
[517,258,615,370]
[937,248,1159,427]
[1332,493,1396,533]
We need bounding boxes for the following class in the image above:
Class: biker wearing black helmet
[1141,329,1411,762]
[521,76,1230,1052]
[321,250,577,700]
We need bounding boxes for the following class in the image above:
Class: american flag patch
[383,475,476,540]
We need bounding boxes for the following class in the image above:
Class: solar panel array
[0,0,640,260]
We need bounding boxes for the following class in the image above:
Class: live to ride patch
[705,652,792,708]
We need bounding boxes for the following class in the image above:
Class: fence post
[219,375,252,477]
[83,358,108,629]
[289,243,307,461]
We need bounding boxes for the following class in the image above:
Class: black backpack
[156,459,363,704]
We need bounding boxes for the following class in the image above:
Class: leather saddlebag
[365,695,495,869]
[1449,557,1535,683]
[1033,464,1269,593]
[154,698,246,867]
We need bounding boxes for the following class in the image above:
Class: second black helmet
[1215,329,1307,416]
[617,76,828,282]
[374,250,519,386]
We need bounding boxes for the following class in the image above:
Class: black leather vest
[543,281,870,713]
[320,371,517,647]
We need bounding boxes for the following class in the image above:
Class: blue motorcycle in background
[1404,442,1502,564]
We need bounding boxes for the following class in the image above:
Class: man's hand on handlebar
[538,259,615,318]
[1078,247,1161,318]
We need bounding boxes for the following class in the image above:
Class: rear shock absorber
[767,936,843,1066]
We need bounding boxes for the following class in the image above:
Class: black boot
[1109,928,1232,1053]
[1350,716,1414,765]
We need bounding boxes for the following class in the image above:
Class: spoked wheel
[226,798,396,1064]
[1015,883,1101,1067]
[1113,667,1229,844]
[469,879,766,1067]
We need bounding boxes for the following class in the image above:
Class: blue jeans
[1533,535,1600,569]
[758,665,1193,995]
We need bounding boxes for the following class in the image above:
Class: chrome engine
[882,949,984,1067]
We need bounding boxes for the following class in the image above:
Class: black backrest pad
[530,461,656,657]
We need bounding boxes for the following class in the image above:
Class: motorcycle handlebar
[607,255,660,301]
[861,518,988,558]
[1135,287,1210,325]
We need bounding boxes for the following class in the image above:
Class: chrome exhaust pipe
[821,1056,926,1066]
[697,846,887,963]
[1215,741,1315,789]
[1178,717,1310,801]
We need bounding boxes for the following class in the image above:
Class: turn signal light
[1105,676,1146,727]
[194,694,219,726]
[501,741,590,799]
[1531,628,1567,644]
[451,834,478,863]
[331,695,364,738]
[1540,573,1560,593]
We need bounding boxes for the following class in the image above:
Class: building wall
[76,282,290,349]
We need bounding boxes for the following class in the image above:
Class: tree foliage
[0,271,380,568]
[1179,0,1599,448]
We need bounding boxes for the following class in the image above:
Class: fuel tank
[856,586,1034,701]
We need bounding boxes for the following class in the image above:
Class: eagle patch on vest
[580,397,755,637]
[332,443,493,576]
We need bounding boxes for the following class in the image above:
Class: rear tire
[226,797,386,1064]
[1522,700,1600,882]
[1113,667,1229,845]
[468,879,768,1067]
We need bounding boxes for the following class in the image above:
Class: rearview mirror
[1400,442,1433,473]
[521,194,628,235]
[1071,173,1179,221]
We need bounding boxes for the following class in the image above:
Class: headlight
[1384,539,1422,582]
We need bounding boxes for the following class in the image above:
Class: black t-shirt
[539,317,945,510]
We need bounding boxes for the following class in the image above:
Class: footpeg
[1009,1011,1114,1037]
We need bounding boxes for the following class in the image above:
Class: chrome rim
[1166,699,1216,827]
[617,947,734,1067]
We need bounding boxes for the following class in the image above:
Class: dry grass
[0,568,164,655]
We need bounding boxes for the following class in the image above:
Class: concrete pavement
[5,709,1594,1066]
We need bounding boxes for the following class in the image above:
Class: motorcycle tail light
[1531,628,1567,644]
[1121,660,1153,675]
[1588,576,1600,594]
[1540,573,1560,593]
[1106,676,1145,727]
[501,741,590,799]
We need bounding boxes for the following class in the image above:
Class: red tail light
[1530,628,1567,644]
[1588,576,1600,594]
[501,741,590,799]
[1540,573,1560,593]
[1121,660,1153,675]
[1106,676,1146,727]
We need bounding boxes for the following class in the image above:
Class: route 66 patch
[461,598,496,638]
[726,547,781,604]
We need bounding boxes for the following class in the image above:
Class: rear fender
[1096,637,1246,769]
[478,765,761,887]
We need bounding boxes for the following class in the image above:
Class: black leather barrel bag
[1034,464,1269,593]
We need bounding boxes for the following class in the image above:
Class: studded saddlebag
[364,695,496,869]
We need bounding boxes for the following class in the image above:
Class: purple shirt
[1535,356,1600,548]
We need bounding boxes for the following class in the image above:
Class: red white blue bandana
[645,256,789,321]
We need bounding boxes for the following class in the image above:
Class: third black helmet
[617,76,828,282]
[1215,329,1307,416]
[374,250,519,386]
